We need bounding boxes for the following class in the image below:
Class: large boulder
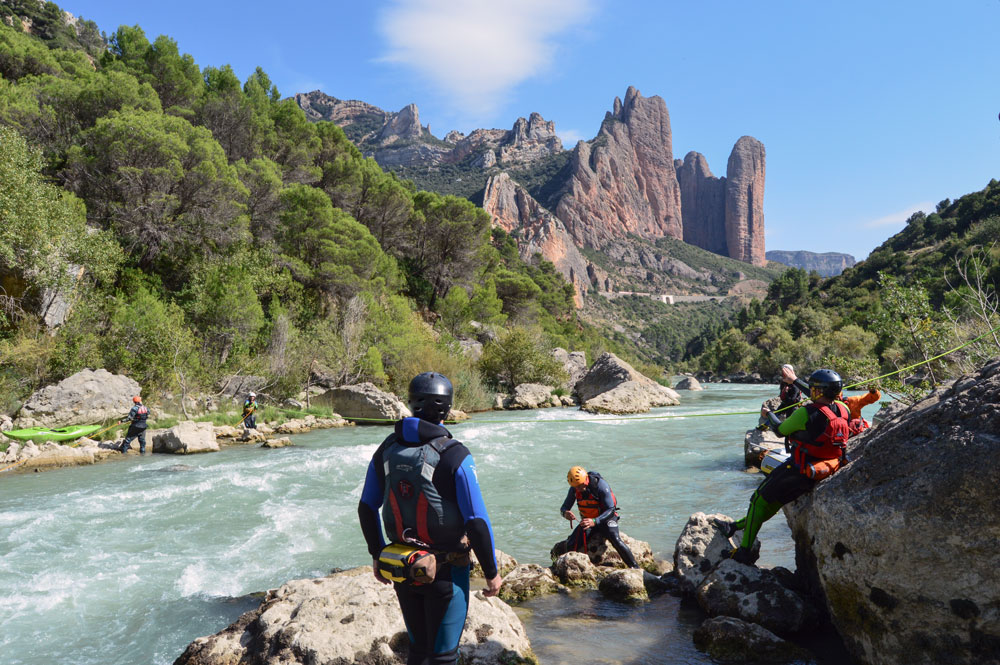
[696,560,820,637]
[551,348,587,391]
[315,383,410,424]
[174,567,535,665]
[549,531,655,570]
[151,421,220,454]
[509,383,554,409]
[14,369,140,428]
[784,358,1000,665]
[498,564,561,604]
[0,440,96,471]
[576,352,680,414]
[693,616,812,663]
[673,512,758,596]
[674,375,704,391]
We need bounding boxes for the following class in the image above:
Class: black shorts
[757,460,816,505]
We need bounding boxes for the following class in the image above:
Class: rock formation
[785,359,1000,665]
[765,250,857,277]
[14,368,141,428]
[575,352,680,414]
[313,383,410,423]
[481,172,590,304]
[151,421,220,454]
[174,567,535,665]
[677,152,727,256]
[724,137,766,266]
[555,87,684,248]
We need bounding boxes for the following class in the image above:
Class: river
[0,384,880,664]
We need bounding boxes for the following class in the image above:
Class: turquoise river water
[0,384,880,665]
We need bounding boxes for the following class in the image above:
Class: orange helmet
[567,466,588,487]
[132,396,142,403]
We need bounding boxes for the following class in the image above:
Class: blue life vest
[381,436,465,551]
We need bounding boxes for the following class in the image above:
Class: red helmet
[132,396,142,403]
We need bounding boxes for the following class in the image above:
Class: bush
[478,326,568,390]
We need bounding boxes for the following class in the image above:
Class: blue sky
[70,0,999,260]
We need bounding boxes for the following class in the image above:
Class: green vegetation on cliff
[0,13,644,414]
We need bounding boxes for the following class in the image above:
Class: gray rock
[314,383,410,424]
[174,567,535,665]
[551,552,599,588]
[693,616,813,663]
[14,369,140,428]
[0,440,95,471]
[498,564,561,604]
[261,437,292,448]
[151,421,220,454]
[549,531,654,571]
[673,512,759,596]
[696,560,820,637]
[674,376,704,391]
[509,383,553,409]
[743,427,785,467]
[493,393,509,410]
[0,414,12,431]
[577,353,680,414]
[784,358,1000,665]
[551,348,587,391]
[470,549,519,578]
[458,339,483,360]
[598,568,648,603]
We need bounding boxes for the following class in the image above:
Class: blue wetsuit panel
[433,564,470,654]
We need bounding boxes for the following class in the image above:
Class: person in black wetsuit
[119,395,149,454]
[561,466,639,569]
[775,363,808,417]
[358,372,501,665]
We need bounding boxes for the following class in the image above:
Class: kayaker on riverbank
[357,372,501,665]
[119,396,149,454]
[561,466,639,568]
[721,369,851,565]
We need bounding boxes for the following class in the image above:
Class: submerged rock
[598,568,648,603]
[693,616,812,663]
[174,567,536,665]
[785,358,1000,665]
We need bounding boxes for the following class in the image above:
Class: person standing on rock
[358,372,502,665]
[561,466,639,569]
[720,369,851,565]
[242,392,257,431]
[119,395,149,454]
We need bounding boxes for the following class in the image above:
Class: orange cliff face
[555,87,684,250]
[481,173,590,307]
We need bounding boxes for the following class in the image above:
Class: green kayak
[2,424,103,443]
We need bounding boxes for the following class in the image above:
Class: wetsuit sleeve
[778,406,810,437]
[560,487,576,514]
[592,478,617,526]
[358,456,386,558]
[455,455,498,579]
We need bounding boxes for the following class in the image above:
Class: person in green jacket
[242,392,258,430]
[719,369,851,565]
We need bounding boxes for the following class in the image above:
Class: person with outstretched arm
[119,395,149,454]
[358,372,501,665]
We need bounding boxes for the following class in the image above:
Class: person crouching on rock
[562,466,639,568]
[358,372,502,665]
[119,395,149,454]
[242,392,258,431]
[719,369,851,565]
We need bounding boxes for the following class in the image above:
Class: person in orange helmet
[561,466,638,568]
[119,395,149,454]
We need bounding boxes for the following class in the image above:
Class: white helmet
[248,392,256,398]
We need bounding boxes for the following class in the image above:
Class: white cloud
[557,128,585,145]
[377,0,595,116]
[863,201,935,228]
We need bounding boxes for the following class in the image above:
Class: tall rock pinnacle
[724,136,766,266]
[554,87,684,248]
[677,151,727,256]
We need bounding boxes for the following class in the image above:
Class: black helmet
[408,372,453,422]
[808,369,843,399]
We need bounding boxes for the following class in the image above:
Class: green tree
[479,326,567,390]
[63,109,248,280]
[873,272,949,384]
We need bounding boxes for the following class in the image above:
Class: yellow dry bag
[377,543,437,585]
